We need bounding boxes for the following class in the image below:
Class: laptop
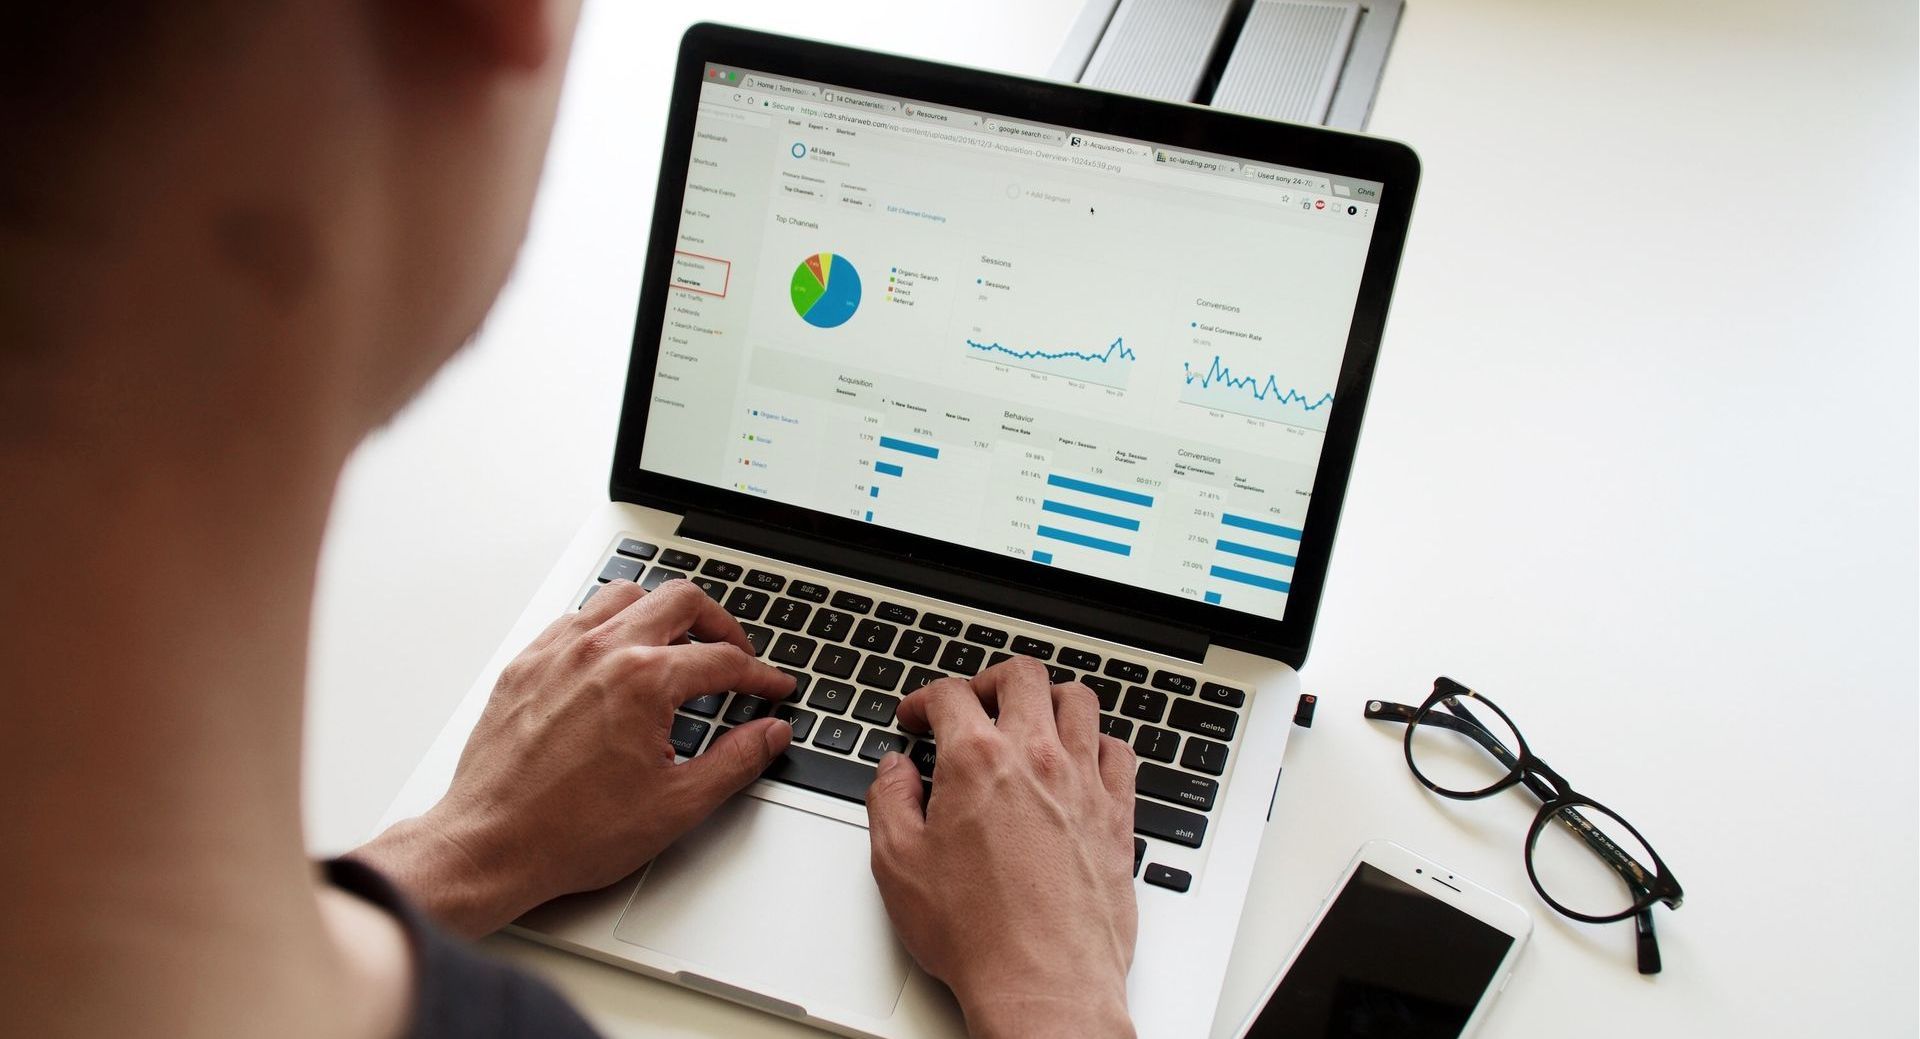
[381,23,1418,1039]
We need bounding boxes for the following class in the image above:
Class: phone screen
[1244,863,1515,1038]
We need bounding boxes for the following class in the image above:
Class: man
[0,3,1139,1037]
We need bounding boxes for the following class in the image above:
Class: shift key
[1135,798,1208,848]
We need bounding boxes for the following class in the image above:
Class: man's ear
[433,0,557,72]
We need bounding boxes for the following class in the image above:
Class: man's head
[1,0,582,452]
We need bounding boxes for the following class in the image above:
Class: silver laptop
[381,23,1418,1039]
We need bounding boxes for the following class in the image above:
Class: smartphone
[1234,840,1531,1039]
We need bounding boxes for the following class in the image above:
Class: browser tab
[901,102,982,129]
[985,119,1067,145]
[822,89,901,114]
[743,75,820,99]
[1153,149,1240,176]
[1066,132,1151,159]
[1242,164,1331,192]
[1348,182,1383,201]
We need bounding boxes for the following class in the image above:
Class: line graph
[1178,354,1334,430]
[964,335,1136,390]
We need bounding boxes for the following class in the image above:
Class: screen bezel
[610,23,1422,666]
[1233,840,1532,1038]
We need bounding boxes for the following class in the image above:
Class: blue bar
[1046,474,1155,508]
[869,486,880,498]
[1221,513,1303,540]
[864,510,874,522]
[874,461,904,477]
[1215,539,1297,567]
[879,436,940,459]
[1209,565,1291,593]
[1204,591,1223,605]
[1040,499,1141,531]
[1037,525,1132,556]
[1032,550,1053,565]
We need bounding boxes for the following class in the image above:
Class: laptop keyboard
[587,538,1246,892]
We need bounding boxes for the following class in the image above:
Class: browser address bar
[743,93,1127,177]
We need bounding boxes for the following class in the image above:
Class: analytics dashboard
[639,64,1386,622]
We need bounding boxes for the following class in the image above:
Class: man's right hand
[866,659,1139,1039]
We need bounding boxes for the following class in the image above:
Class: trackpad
[612,796,911,1019]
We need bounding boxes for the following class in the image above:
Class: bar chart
[1035,473,1155,561]
[1203,511,1302,606]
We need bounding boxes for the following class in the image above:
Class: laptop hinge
[677,511,1212,662]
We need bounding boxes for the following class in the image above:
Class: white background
[304,1,1919,1036]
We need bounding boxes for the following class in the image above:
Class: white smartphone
[1233,840,1532,1039]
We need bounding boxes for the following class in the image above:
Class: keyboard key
[1046,664,1075,685]
[774,668,811,701]
[724,587,769,620]
[761,743,877,804]
[1010,636,1054,660]
[1100,715,1134,740]
[616,539,658,560]
[699,559,743,581]
[767,597,812,631]
[1134,837,1146,876]
[813,644,860,679]
[668,715,710,757]
[904,666,947,691]
[937,641,984,676]
[641,567,686,591]
[683,693,725,718]
[812,718,862,755]
[722,695,775,725]
[920,613,963,636]
[858,729,910,762]
[1059,647,1101,671]
[964,623,1009,648]
[1135,762,1218,811]
[896,631,941,664]
[877,602,918,625]
[856,656,904,691]
[809,680,855,715]
[1083,675,1122,711]
[1104,658,1149,683]
[805,609,854,642]
[1135,799,1207,848]
[907,740,938,777]
[1151,670,1197,696]
[745,569,786,593]
[740,624,772,657]
[831,590,874,614]
[851,619,898,654]
[1169,699,1238,741]
[579,585,601,608]
[1144,863,1192,892]
[1199,682,1246,708]
[1181,736,1229,776]
[1133,725,1178,763]
[788,580,830,603]
[773,705,816,742]
[852,690,899,726]
[660,549,700,570]
[1122,686,1169,723]
[599,556,643,583]
[691,578,728,602]
[987,651,1013,669]
[770,634,817,668]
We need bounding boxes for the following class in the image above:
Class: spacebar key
[1134,799,1208,848]
[761,744,878,805]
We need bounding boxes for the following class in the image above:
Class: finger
[597,579,752,652]
[672,718,791,818]
[895,676,994,739]
[570,579,646,633]
[1050,681,1102,761]
[641,641,794,709]
[968,658,1058,743]
[1096,734,1136,804]
[865,752,927,870]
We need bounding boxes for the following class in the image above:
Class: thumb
[865,752,926,870]
[676,717,790,815]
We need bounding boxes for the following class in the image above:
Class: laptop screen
[638,63,1387,625]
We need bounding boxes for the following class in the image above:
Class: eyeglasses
[1365,677,1684,974]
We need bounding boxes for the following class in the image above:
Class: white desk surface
[304,0,1920,1035]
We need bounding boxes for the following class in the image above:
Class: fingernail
[763,720,792,755]
[878,751,907,774]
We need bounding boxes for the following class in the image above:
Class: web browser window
[641,64,1386,622]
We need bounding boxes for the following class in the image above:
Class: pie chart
[790,252,861,329]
